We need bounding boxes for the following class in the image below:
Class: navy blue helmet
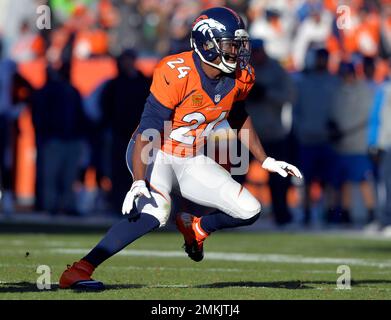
[190,7,251,73]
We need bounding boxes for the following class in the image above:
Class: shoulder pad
[150,52,193,109]
[154,52,193,85]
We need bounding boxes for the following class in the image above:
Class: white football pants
[126,139,261,227]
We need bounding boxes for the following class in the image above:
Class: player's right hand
[122,180,152,214]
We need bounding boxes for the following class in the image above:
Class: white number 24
[167,58,191,79]
[170,112,227,145]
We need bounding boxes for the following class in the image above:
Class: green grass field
[1,231,391,300]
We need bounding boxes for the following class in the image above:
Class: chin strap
[219,54,237,73]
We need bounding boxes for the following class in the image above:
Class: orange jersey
[150,51,255,157]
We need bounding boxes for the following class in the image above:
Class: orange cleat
[59,260,104,290]
[176,213,209,262]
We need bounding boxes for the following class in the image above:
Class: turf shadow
[347,245,391,254]
[0,282,60,293]
[195,279,391,290]
[57,284,145,293]
[195,281,311,290]
[2,279,391,293]
[0,282,145,293]
[96,284,144,290]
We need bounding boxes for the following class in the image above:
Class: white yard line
[0,240,86,248]
[50,248,391,268]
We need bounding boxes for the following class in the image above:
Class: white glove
[262,157,303,179]
[122,180,152,214]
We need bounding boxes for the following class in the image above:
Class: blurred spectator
[0,36,3,59]
[0,0,39,57]
[98,0,120,30]
[99,48,150,212]
[0,57,18,213]
[330,61,376,224]
[0,47,32,213]
[108,0,176,56]
[363,55,376,83]
[368,62,391,229]
[339,3,381,59]
[48,3,110,64]
[249,2,295,64]
[51,0,94,25]
[10,20,45,63]
[110,0,145,55]
[76,79,112,215]
[136,0,171,55]
[67,4,110,59]
[246,39,296,226]
[225,0,248,13]
[293,48,339,225]
[0,1,9,35]
[292,2,333,71]
[30,62,88,215]
[167,1,200,55]
[379,4,391,59]
[72,9,110,60]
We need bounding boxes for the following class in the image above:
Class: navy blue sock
[83,213,160,267]
[200,210,260,234]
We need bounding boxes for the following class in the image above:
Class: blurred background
[1,0,391,234]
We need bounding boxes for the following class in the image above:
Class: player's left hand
[262,157,303,179]
[122,180,152,214]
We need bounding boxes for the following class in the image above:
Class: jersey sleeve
[235,65,256,101]
[150,58,185,110]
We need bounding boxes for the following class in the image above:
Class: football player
[59,7,302,290]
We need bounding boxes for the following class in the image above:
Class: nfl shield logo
[214,94,221,103]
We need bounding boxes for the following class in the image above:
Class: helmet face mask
[190,7,251,74]
[215,36,251,72]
